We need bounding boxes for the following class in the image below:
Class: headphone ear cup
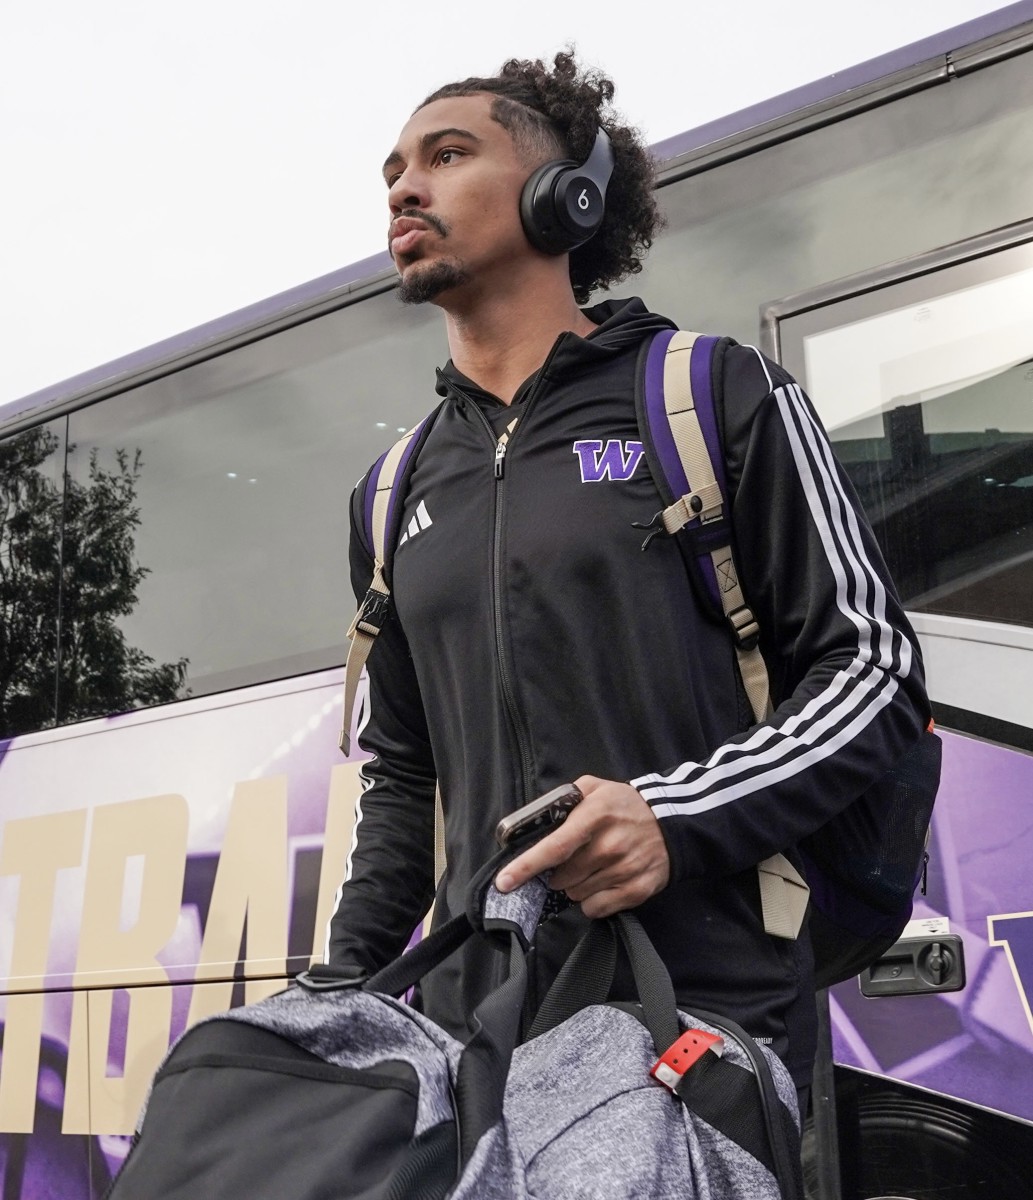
[520,159,579,255]
[519,127,614,258]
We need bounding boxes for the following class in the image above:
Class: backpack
[340,328,941,990]
[107,849,803,1199]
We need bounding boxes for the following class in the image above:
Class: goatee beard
[397,261,471,305]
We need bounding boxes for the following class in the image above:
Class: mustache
[396,209,449,238]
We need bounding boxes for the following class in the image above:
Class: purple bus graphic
[2,694,1031,1198]
[829,730,1033,1120]
[0,671,356,1198]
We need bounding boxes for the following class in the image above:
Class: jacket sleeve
[324,482,438,974]
[632,343,932,883]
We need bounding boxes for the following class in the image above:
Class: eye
[436,147,465,167]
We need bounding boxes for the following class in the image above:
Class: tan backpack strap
[339,560,389,754]
[660,332,726,528]
[756,854,811,940]
[661,333,769,721]
[662,332,806,939]
[339,423,425,755]
[710,549,771,724]
[434,784,446,886]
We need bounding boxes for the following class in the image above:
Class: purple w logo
[572,439,645,483]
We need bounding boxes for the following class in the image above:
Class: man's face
[383,94,540,306]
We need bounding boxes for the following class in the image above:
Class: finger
[494,820,591,893]
[552,861,613,900]
[548,844,625,894]
[579,886,631,920]
[548,822,651,893]
[576,860,671,917]
[563,860,665,907]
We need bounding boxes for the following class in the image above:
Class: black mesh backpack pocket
[107,1020,457,1200]
[801,728,941,988]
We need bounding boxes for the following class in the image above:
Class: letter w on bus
[573,439,645,483]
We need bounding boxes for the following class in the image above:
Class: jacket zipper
[442,339,565,802]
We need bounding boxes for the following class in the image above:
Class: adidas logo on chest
[398,500,433,546]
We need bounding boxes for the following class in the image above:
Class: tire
[803,1080,1032,1200]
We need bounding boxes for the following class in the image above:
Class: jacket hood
[435,297,676,404]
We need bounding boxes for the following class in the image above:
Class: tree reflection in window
[0,426,189,739]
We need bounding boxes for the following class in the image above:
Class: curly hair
[419,51,662,304]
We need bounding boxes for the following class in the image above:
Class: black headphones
[519,127,615,255]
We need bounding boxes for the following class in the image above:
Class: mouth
[389,217,429,259]
[390,227,426,258]
[388,213,445,259]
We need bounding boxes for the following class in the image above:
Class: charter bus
[2,5,1033,1197]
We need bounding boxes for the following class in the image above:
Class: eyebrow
[382,127,483,178]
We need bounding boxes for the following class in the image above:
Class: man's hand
[494,776,671,918]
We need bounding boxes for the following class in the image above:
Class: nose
[388,164,430,215]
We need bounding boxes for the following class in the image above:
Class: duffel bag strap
[673,1036,803,1199]
[526,912,801,1196]
[527,912,680,1054]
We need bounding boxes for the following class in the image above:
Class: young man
[327,53,931,1096]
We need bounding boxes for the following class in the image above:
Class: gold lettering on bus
[62,794,189,1134]
[64,987,178,1136]
[0,765,369,1135]
[0,809,87,1132]
[187,776,289,1024]
[988,911,1033,1042]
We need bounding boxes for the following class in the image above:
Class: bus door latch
[859,934,965,997]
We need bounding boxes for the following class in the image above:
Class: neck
[440,265,596,404]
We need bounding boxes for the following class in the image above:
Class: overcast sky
[1,0,1012,404]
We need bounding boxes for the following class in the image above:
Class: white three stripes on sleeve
[633,364,916,818]
[322,671,376,962]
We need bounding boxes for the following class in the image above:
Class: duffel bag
[106,849,802,1199]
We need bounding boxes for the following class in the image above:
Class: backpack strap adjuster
[660,480,725,537]
[727,603,760,651]
[348,584,391,639]
[341,562,391,754]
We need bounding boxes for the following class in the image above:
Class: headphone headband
[519,127,615,256]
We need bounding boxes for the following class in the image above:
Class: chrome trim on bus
[654,22,1033,189]
[909,612,1033,655]
[909,612,1033,734]
[758,216,1033,361]
[0,265,398,440]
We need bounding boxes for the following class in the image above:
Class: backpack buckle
[727,604,760,651]
[650,1029,724,1092]
[348,587,391,639]
[632,510,668,552]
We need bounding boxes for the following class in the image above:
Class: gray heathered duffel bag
[106,852,802,1199]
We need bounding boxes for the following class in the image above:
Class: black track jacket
[327,298,930,1085]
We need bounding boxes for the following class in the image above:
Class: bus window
[834,358,1033,629]
[51,291,444,725]
[0,418,67,739]
[773,236,1033,634]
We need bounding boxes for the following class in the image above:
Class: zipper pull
[494,438,508,479]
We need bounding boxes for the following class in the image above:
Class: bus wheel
[802,1072,1033,1200]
